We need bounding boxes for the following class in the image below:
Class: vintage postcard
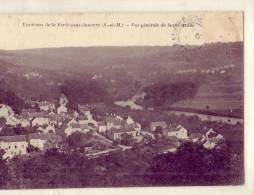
[0,12,244,190]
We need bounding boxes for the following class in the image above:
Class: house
[59,93,68,106]
[107,128,138,141]
[0,104,14,118]
[150,121,167,131]
[163,125,188,140]
[106,116,122,130]
[65,122,90,136]
[37,124,55,133]
[205,128,224,140]
[203,138,218,149]
[48,112,69,127]
[31,113,49,127]
[132,122,141,132]
[28,133,63,150]
[78,104,90,115]
[203,128,224,149]
[205,128,217,138]
[57,104,67,114]
[0,135,28,159]
[37,101,56,112]
[77,115,97,125]
[20,118,30,128]
[5,115,20,127]
[98,121,107,133]
[126,116,134,124]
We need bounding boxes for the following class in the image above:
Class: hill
[0,42,243,116]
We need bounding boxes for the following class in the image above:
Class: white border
[0,0,253,195]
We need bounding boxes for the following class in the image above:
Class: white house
[59,93,68,106]
[57,104,67,114]
[98,121,107,133]
[65,122,90,136]
[37,124,55,134]
[203,138,217,149]
[203,128,224,150]
[126,116,134,125]
[0,135,28,159]
[0,104,14,118]
[20,118,30,128]
[29,133,62,150]
[107,128,138,141]
[37,101,56,112]
[165,125,188,140]
[32,116,49,127]
[106,116,122,130]
[6,116,20,127]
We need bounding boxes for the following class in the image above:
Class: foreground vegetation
[0,138,243,189]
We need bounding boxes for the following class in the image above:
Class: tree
[120,133,133,146]
[0,149,8,188]
[34,103,40,112]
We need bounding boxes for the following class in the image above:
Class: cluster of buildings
[149,120,224,150]
[0,94,142,159]
[0,93,225,160]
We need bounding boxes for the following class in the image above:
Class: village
[0,93,225,160]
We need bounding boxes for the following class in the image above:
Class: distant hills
[0,42,243,116]
[0,42,243,75]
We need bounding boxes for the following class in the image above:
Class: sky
[0,12,243,50]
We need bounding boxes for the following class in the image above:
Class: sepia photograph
[0,12,244,189]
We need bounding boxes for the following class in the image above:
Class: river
[114,92,146,110]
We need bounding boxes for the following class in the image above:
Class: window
[15,145,17,149]
[22,145,24,149]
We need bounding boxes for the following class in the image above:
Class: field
[169,82,243,118]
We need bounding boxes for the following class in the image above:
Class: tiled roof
[0,135,27,142]
[28,133,61,141]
